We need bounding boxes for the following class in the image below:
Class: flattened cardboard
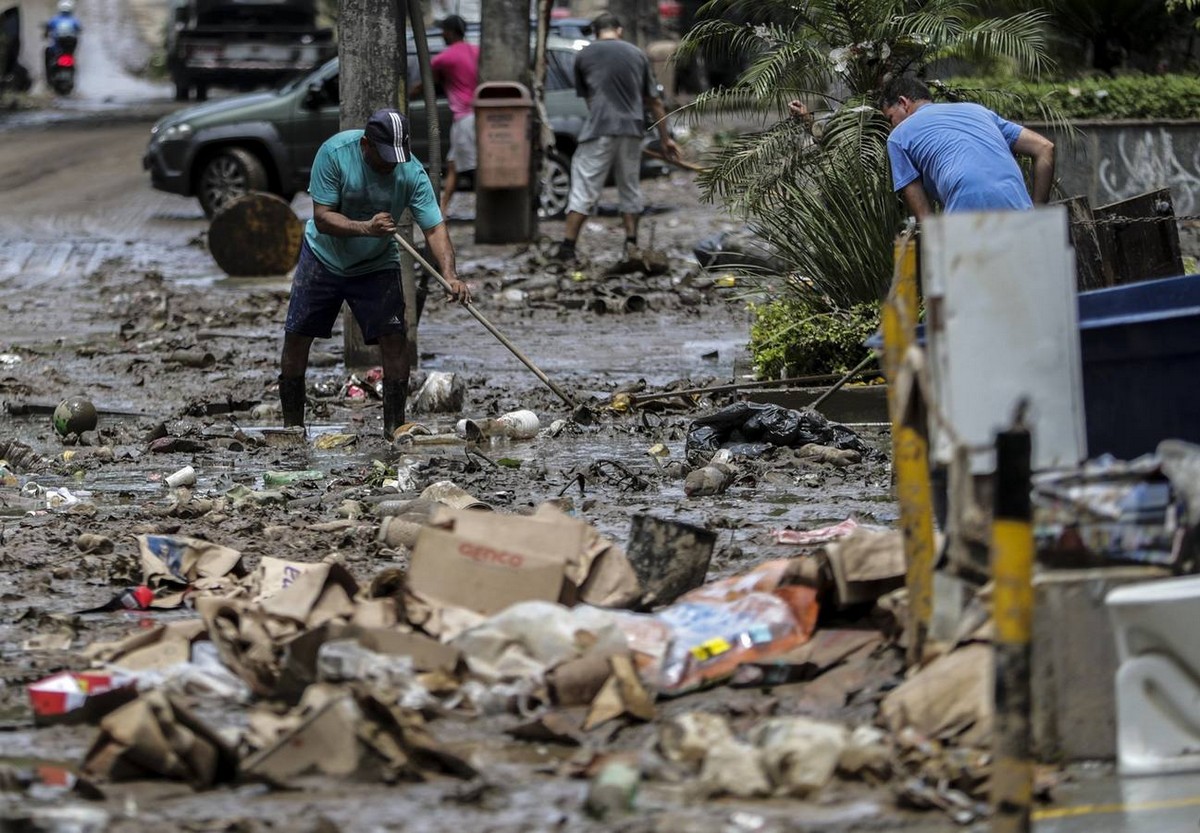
[242,692,362,781]
[85,620,208,671]
[353,627,462,673]
[81,690,237,786]
[138,534,245,608]
[259,561,360,625]
[409,526,566,615]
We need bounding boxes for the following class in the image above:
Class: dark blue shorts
[285,241,406,345]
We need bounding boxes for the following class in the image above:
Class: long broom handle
[393,232,577,409]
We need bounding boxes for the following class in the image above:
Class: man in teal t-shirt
[279,108,471,439]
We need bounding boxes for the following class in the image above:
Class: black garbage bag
[686,401,871,459]
[691,401,754,430]
[743,404,801,446]
[723,442,775,459]
[685,424,724,458]
[830,422,872,456]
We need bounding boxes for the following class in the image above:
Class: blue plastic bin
[865,273,1200,461]
[1078,273,1200,460]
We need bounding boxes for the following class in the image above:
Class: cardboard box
[409,526,568,615]
[407,504,641,618]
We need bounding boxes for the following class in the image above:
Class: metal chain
[1076,213,1200,226]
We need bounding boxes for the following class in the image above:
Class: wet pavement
[1036,769,1200,832]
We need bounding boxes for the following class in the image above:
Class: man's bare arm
[313,202,395,237]
[899,180,933,222]
[645,95,680,160]
[1013,127,1055,204]
[421,221,471,303]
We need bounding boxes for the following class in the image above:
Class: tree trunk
[475,0,534,244]
[338,0,404,369]
[608,0,642,47]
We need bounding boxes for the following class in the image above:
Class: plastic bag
[613,559,819,696]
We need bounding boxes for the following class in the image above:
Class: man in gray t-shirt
[553,12,679,263]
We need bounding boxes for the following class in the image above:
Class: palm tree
[677,0,1060,314]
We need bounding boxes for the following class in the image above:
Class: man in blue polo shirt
[879,76,1055,221]
[279,108,471,439]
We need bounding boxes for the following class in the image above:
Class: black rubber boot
[278,376,307,428]
[382,379,409,440]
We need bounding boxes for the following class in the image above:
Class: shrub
[748,299,880,379]
[943,73,1200,121]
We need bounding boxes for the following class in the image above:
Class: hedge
[943,73,1200,121]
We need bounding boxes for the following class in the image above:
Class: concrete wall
[1039,121,1200,216]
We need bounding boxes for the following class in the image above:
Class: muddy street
[0,79,993,832]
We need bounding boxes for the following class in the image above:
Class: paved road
[1037,769,1200,833]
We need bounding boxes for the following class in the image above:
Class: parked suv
[143,34,671,218]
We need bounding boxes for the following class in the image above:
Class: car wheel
[197,147,269,218]
[539,149,571,218]
[173,76,189,101]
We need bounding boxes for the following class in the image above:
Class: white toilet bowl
[1107,575,1200,775]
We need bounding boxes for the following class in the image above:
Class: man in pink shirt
[415,15,479,216]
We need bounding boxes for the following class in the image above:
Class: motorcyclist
[44,0,81,73]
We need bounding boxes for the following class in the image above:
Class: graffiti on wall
[1097,128,1200,215]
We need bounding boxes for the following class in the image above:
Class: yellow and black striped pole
[992,419,1034,833]
[883,233,935,667]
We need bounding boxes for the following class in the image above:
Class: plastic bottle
[263,469,323,486]
[455,409,541,440]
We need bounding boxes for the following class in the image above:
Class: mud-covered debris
[456,409,540,440]
[28,671,138,726]
[626,514,715,606]
[263,469,323,486]
[824,528,908,608]
[750,717,849,796]
[241,683,475,784]
[585,760,640,820]
[165,465,196,488]
[659,712,736,767]
[686,402,870,463]
[838,725,892,780]
[421,480,491,510]
[547,645,626,707]
[164,349,216,368]
[138,533,246,609]
[880,642,994,748]
[772,517,861,546]
[684,449,736,497]
[82,689,238,786]
[84,620,208,671]
[413,371,465,413]
[507,712,586,746]
[75,533,113,554]
[699,738,771,798]
[583,654,655,730]
[314,432,358,450]
[0,439,48,472]
[53,396,98,437]
[795,443,862,467]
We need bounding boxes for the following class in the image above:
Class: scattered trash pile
[469,244,740,317]
[4,477,1016,826]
